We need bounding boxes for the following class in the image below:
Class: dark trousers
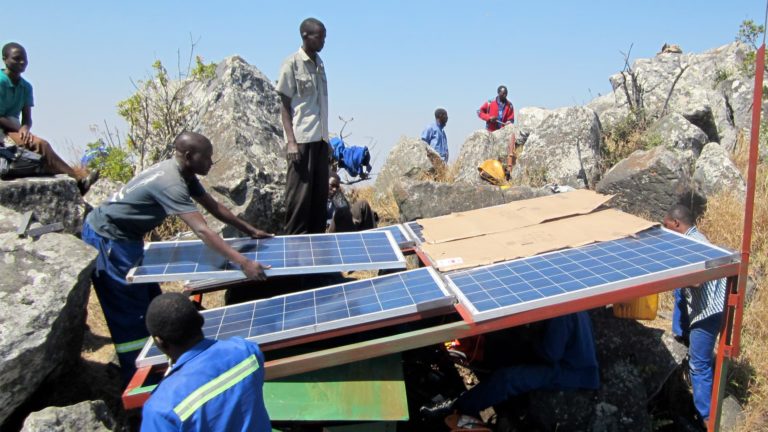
[82,222,161,384]
[284,141,329,234]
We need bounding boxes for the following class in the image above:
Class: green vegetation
[713,67,733,87]
[191,55,217,80]
[117,51,217,171]
[737,20,766,76]
[600,109,652,170]
[84,139,134,183]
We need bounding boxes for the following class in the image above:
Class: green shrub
[85,140,134,183]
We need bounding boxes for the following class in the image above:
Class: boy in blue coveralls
[141,293,271,431]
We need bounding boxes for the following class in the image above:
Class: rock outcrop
[647,112,709,155]
[20,400,116,432]
[374,137,444,198]
[510,106,602,188]
[185,56,287,235]
[595,146,702,221]
[0,176,84,234]
[393,180,547,221]
[82,178,123,210]
[453,130,507,185]
[0,205,96,425]
[694,142,746,200]
[603,42,760,152]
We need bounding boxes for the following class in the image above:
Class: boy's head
[434,108,448,127]
[146,293,204,356]
[2,42,27,75]
[663,204,694,234]
[300,18,326,53]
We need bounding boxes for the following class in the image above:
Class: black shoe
[77,169,100,195]
[420,397,456,420]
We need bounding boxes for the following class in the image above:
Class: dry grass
[348,186,401,226]
[697,134,768,430]
[144,215,190,242]
[415,159,456,183]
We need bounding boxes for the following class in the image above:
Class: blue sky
[4,1,764,166]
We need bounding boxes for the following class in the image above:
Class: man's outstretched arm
[194,192,273,239]
[178,210,270,281]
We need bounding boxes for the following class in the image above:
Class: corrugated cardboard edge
[423,209,657,272]
[419,189,614,244]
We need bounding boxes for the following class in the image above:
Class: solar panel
[368,224,414,248]
[127,231,406,283]
[135,267,455,367]
[445,227,736,322]
[403,221,424,244]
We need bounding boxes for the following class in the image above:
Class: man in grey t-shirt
[82,131,273,382]
[276,17,330,234]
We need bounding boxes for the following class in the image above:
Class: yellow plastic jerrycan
[613,294,659,320]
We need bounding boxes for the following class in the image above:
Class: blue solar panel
[445,227,736,322]
[135,267,455,367]
[368,224,414,248]
[127,231,406,283]
[404,221,424,244]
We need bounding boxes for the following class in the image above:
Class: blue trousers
[455,365,557,414]
[82,222,161,384]
[689,313,723,421]
[672,288,690,340]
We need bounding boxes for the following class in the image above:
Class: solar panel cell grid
[368,224,413,247]
[446,227,735,321]
[128,231,406,283]
[136,267,455,367]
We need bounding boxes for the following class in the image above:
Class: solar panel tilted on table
[368,224,415,248]
[127,231,406,283]
[445,227,737,322]
[135,266,455,367]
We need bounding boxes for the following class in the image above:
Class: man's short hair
[497,85,507,93]
[2,42,24,58]
[300,18,325,36]
[667,204,694,226]
[146,293,204,345]
[434,108,447,118]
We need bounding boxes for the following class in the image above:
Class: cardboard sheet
[418,189,613,244]
[422,209,657,272]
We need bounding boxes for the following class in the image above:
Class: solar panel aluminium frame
[135,266,456,368]
[444,227,738,323]
[126,231,407,284]
[403,221,424,245]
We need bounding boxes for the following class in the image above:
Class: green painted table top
[265,354,408,421]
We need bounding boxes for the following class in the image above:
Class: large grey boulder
[647,113,709,156]
[393,180,547,221]
[20,400,116,432]
[694,142,746,200]
[595,146,701,221]
[603,42,760,153]
[374,136,444,199]
[453,130,507,185]
[185,56,287,235]
[0,176,84,234]
[517,106,552,132]
[83,178,123,209]
[0,206,96,425]
[510,106,602,188]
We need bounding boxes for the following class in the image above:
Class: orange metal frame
[123,257,739,409]
[707,43,764,432]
